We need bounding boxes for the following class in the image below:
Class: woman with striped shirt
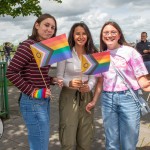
[6,13,57,150]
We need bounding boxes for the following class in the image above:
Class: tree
[0,0,62,18]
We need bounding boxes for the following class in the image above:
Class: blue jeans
[20,93,50,150]
[101,90,140,150]
[144,61,150,73]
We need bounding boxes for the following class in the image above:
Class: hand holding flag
[30,34,72,100]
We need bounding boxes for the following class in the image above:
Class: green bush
[6,79,13,86]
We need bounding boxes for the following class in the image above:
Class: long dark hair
[29,13,57,41]
[100,21,129,51]
[68,22,98,54]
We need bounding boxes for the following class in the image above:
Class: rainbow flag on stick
[30,34,72,67]
[81,51,110,75]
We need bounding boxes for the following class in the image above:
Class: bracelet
[33,88,46,98]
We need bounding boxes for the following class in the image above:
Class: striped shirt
[6,39,53,96]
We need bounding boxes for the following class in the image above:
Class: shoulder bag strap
[111,61,143,106]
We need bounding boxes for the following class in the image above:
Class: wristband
[33,88,46,98]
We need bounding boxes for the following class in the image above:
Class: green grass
[0,80,13,86]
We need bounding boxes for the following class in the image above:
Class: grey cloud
[104,0,139,6]
[0,15,36,30]
[0,0,149,44]
[94,0,149,8]
[41,0,94,17]
[64,16,82,22]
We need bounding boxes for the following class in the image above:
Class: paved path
[1,68,150,150]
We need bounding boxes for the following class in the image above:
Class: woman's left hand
[138,76,150,91]
[52,77,63,87]
[79,83,90,93]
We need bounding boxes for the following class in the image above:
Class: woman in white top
[57,22,97,150]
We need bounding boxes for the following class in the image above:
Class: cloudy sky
[0,0,150,45]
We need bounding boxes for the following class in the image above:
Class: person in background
[57,22,97,150]
[86,21,150,150]
[6,13,58,150]
[3,42,12,63]
[136,32,150,79]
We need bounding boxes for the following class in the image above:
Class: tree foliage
[0,0,62,18]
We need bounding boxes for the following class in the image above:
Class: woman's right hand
[45,88,51,98]
[69,79,82,88]
[86,100,96,114]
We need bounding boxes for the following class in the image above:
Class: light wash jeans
[101,90,140,150]
[20,93,50,150]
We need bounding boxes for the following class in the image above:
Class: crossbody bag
[112,62,150,116]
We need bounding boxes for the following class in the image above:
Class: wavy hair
[68,22,98,54]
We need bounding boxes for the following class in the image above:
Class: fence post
[0,62,9,118]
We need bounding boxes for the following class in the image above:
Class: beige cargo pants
[59,87,94,150]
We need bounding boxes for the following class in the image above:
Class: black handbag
[112,62,150,116]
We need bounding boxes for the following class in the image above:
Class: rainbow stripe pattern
[30,34,72,67]
[33,88,46,99]
[81,51,110,75]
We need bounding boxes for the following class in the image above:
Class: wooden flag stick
[80,55,83,84]
[39,68,53,100]
[39,68,47,88]
[80,71,83,83]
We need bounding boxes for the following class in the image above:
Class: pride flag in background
[30,34,72,67]
[81,51,110,75]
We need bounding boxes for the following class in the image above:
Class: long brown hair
[100,21,129,51]
[29,13,57,41]
[68,22,98,54]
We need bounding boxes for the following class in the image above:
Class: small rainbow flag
[81,51,110,75]
[30,34,72,67]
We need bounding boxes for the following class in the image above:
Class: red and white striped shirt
[6,39,53,96]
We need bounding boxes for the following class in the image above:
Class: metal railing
[0,62,9,118]
[0,51,16,62]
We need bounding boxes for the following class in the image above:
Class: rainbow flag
[81,51,110,75]
[30,34,72,67]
